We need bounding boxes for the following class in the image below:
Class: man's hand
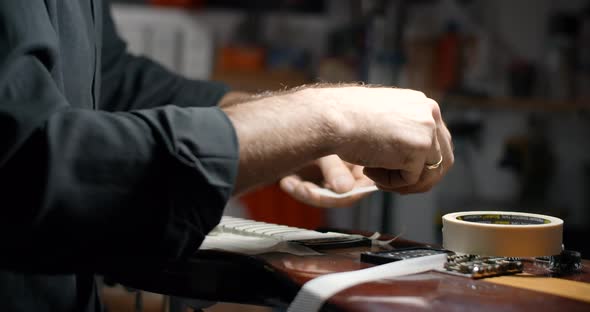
[312,86,453,194]
[279,155,374,208]
[223,85,453,195]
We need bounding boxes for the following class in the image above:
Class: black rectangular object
[290,236,371,250]
[361,247,450,265]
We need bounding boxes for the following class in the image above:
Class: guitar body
[115,233,590,311]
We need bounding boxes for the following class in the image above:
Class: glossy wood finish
[258,241,590,311]
[114,234,590,311]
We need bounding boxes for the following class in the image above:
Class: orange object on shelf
[434,24,461,92]
[216,46,266,72]
[239,184,326,230]
[212,69,309,92]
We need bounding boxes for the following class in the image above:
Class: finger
[384,170,434,194]
[439,121,454,167]
[280,175,362,208]
[399,152,427,186]
[313,191,368,208]
[375,182,405,193]
[366,138,435,190]
[404,128,443,192]
[414,110,453,189]
[388,108,454,195]
[397,99,441,185]
[281,162,374,208]
[351,164,366,179]
[374,173,434,194]
[279,175,304,195]
[430,99,453,168]
[363,168,411,189]
[392,135,446,194]
[345,161,355,170]
[281,176,323,205]
[392,183,434,195]
[353,173,375,188]
[317,155,355,193]
[425,127,442,168]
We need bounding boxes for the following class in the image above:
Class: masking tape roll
[442,211,563,257]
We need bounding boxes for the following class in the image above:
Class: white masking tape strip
[287,253,447,312]
[311,185,378,199]
[442,211,563,257]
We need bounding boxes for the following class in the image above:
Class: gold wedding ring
[425,155,443,170]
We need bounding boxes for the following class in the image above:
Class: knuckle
[413,90,427,98]
[417,142,431,154]
[412,145,430,158]
[414,135,433,153]
[421,116,437,130]
[430,100,442,120]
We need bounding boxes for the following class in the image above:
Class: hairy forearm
[218,91,251,108]
[220,83,454,197]
[222,89,338,194]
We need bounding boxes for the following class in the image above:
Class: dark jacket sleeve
[0,1,238,273]
[99,1,229,111]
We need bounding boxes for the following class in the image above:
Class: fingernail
[333,176,353,192]
[295,185,308,199]
[283,180,295,193]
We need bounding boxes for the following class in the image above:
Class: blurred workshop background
[109,0,589,264]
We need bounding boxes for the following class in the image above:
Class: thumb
[317,155,355,193]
